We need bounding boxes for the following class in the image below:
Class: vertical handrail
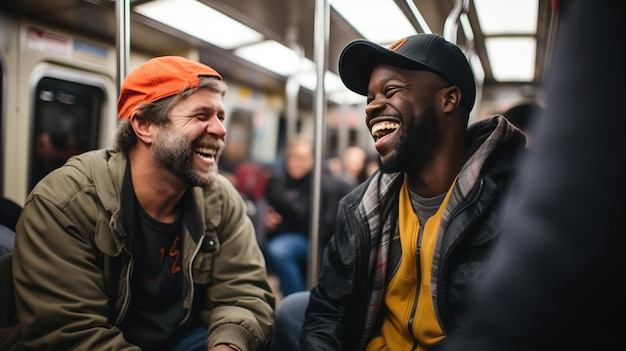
[115,0,130,94]
[307,0,330,290]
[443,0,469,43]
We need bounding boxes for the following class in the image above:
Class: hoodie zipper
[408,225,425,351]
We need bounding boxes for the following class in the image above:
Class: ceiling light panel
[330,0,415,45]
[134,0,263,50]
[474,0,538,35]
[485,37,536,81]
[234,40,315,77]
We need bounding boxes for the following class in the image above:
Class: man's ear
[441,86,461,113]
[129,114,153,145]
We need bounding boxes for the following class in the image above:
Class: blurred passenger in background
[341,145,368,186]
[29,131,65,190]
[437,0,625,350]
[263,134,351,298]
[502,101,544,148]
[324,153,343,177]
[0,225,15,257]
[0,197,22,233]
[365,152,380,177]
[231,161,272,245]
[0,197,21,256]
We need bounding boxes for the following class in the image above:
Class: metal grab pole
[443,0,469,44]
[307,0,330,290]
[404,0,433,34]
[116,0,130,94]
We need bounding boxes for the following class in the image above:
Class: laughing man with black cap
[269,33,527,351]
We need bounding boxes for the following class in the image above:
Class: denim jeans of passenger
[268,291,309,351]
[171,325,207,351]
[263,233,308,296]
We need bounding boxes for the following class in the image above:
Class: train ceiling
[0,0,556,103]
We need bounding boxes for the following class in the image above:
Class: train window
[28,77,103,191]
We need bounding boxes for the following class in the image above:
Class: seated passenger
[0,197,21,255]
[263,134,351,298]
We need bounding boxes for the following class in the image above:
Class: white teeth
[195,147,216,156]
[371,122,399,136]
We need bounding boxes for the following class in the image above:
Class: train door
[2,20,118,204]
[28,72,106,191]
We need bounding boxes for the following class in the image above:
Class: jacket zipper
[180,233,204,325]
[408,225,425,351]
[115,247,133,324]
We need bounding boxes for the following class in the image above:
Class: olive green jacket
[13,149,275,351]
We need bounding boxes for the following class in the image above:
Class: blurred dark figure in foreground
[438,1,625,350]
[502,101,544,148]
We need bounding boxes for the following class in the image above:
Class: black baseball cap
[339,33,476,111]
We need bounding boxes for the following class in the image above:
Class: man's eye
[384,86,400,97]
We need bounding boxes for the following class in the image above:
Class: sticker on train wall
[26,27,70,56]
[73,39,109,64]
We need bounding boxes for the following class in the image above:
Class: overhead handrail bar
[404,0,433,34]
[443,0,469,44]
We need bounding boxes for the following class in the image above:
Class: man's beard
[378,105,438,174]
[152,129,221,188]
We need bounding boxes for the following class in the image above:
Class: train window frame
[27,64,110,192]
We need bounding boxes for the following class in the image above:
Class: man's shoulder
[27,149,122,209]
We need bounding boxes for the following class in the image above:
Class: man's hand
[264,206,282,232]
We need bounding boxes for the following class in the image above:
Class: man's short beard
[152,129,218,188]
[379,105,438,174]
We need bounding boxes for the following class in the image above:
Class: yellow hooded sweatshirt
[366,179,455,351]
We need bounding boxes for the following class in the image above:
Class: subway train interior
[0,0,557,208]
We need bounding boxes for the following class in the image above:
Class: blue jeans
[0,225,15,256]
[171,325,207,351]
[171,325,273,351]
[268,291,310,351]
[263,233,308,296]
